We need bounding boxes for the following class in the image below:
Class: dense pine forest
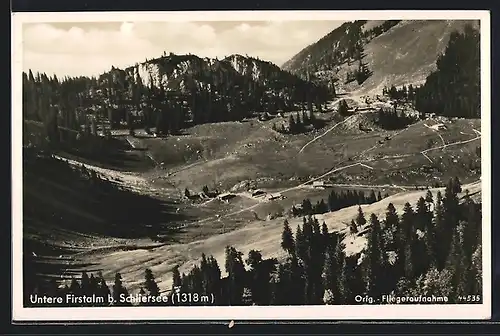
[27,174,481,307]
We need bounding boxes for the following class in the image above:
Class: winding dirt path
[421,134,480,153]
[193,126,481,225]
[50,118,481,259]
[298,114,357,154]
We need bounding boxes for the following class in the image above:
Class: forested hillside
[22,53,331,145]
[283,20,480,102]
[282,20,400,87]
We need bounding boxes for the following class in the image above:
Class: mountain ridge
[282,19,480,95]
[23,51,333,141]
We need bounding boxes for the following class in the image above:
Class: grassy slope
[54,114,481,293]
[24,104,481,284]
[356,20,480,94]
[23,120,156,172]
[283,20,480,95]
[81,180,481,294]
[140,113,480,193]
[22,153,200,281]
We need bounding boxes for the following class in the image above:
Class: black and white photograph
[12,11,491,320]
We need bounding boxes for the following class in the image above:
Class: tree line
[360,21,401,40]
[375,107,417,130]
[383,84,418,103]
[27,177,481,306]
[291,189,387,217]
[272,110,323,135]
[345,62,372,85]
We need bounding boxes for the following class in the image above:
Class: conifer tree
[309,110,317,126]
[321,221,329,248]
[383,203,399,250]
[368,190,377,203]
[398,203,415,280]
[288,114,296,134]
[310,216,326,304]
[224,246,246,305]
[421,201,438,270]
[138,287,147,306]
[434,191,447,270]
[323,234,343,304]
[69,277,81,296]
[90,116,97,136]
[295,224,306,262]
[112,273,131,306]
[445,225,467,300]
[409,267,453,298]
[341,255,362,304]
[364,214,384,297]
[87,274,100,305]
[144,268,160,298]
[462,191,481,260]
[301,199,313,215]
[442,178,461,261]
[202,185,209,195]
[470,242,482,295]
[349,220,358,235]
[281,219,295,255]
[272,264,288,305]
[425,189,434,203]
[290,254,306,305]
[414,25,479,118]
[415,197,431,232]
[67,278,82,306]
[338,99,349,116]
[355,206,367,228]
[301,110,309,125]
[172,265,182,290]
[300,218,315,303]
[97,272,111,305]
[245,250,277,305]
[81,272,91,296]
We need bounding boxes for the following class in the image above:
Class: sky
[22,20,343,78]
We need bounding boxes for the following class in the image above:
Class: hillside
[103,53,330,124]
[75,180,481,294]
[140,113,481,192]
[22,149,194,291]
[282,20,480,95]
[23,53,333,150]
